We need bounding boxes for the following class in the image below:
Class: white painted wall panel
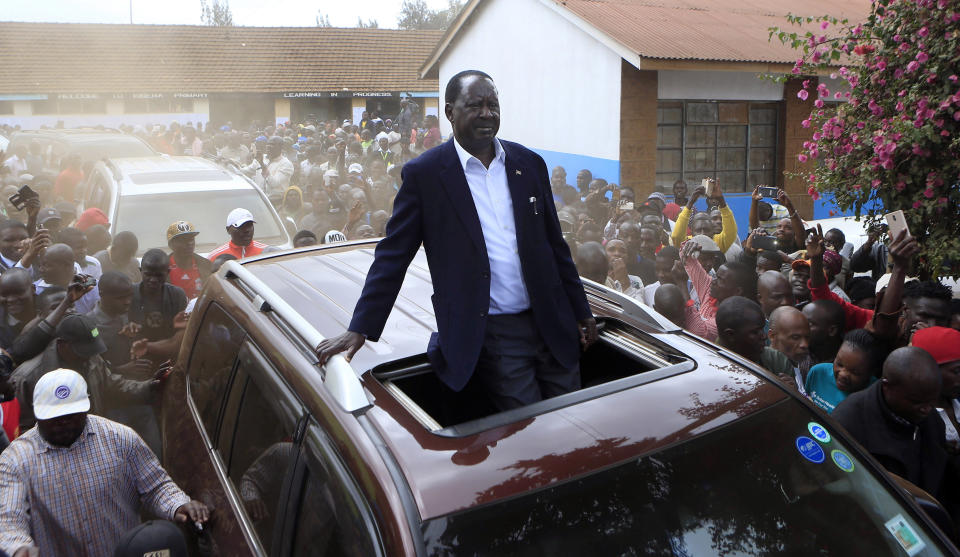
[437,0,622,161]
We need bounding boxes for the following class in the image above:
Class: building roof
[0,22,443,94]
[422,0,871,75]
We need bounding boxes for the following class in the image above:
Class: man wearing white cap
[207,208,267,261]
[0,369,210,557]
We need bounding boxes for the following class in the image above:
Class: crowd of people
[0,105,445,555]
[567,174,960,530]
[1,102,960,550]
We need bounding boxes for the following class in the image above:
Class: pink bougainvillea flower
[801,119,811,128]
[798,154,809,163]
[876,59,887,70]
[924,188,935,198]
[807,186,821,201]
[913,200,923,209]
[917,51,930,63]
[798,89,809,101]
[907,61,921,72]
[919,26,929,37]
[814,99,825,108]
[820,20,830,30]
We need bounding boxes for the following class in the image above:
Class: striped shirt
[0,415,190,556]
[207,239,267,261]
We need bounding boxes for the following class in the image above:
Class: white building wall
[438,0,622,166]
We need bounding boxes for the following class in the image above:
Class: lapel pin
[515,169,522,175]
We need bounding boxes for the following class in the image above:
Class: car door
[210,341,304,556]
[272,421,384,556]
[174,303,302,556]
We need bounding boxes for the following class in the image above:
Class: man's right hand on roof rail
[316,331,366,366]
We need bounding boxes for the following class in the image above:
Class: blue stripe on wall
[530,147,621,186]
[528,147,857,239]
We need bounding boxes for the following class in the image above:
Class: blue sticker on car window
[808,422,831,443]
[831,450,855,473]
[795,436,825,463]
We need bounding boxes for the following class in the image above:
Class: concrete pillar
[780,78,816,219]
[274,98,290,125]
[618,61,658,198]
[105,99,124,116]
[12,101,31,116]
[423,97,439,117]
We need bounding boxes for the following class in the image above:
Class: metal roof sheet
[0,22,443,94]
[558,0,872,63]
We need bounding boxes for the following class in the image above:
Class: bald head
[576,241,608,284]
[40,244,77,287]
[883,347,940,385]
[768,306,810,363]
[654,283,686,327]
[882,347,941,424]
[0,267,32,290]
[757,271,795,317]
[770,306,804,333]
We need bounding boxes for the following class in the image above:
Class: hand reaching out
[119,322,143,338]
[680,239,701,262]
[805,224,825,259]
[130,338,149,360]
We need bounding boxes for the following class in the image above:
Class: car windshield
[423,400,948,556]
[67,136,156,160]
[115,190,287,255]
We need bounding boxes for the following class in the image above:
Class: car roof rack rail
[580,277,680,332]
[202,153,243,173]
[102,157,123,181]
[222,260,372,413]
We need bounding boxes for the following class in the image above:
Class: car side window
[222,343,301,553]
[90,173,109,210]
[289,424,382,557]
[186,303,245,440]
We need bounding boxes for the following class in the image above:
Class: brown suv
[161,241,960,556]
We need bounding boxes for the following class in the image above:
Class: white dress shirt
[453,138,530,315]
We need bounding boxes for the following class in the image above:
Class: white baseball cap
[226,208,256,228]
[324,230,347,244]
[348,163,364,174]
[34,369,90,420]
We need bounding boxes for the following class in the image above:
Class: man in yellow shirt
[671,180,738,252]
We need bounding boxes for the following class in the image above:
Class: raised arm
[671,186,704,247]
[749,185,763,230]
[777,189,806,250]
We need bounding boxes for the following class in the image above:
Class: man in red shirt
[662,179,688,222]
[52,154,83,203]
[207,208,267,261]
[166,221,212,299]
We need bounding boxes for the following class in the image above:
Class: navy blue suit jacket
[348,139,591,391]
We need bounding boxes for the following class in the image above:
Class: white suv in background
[80,156,290,255]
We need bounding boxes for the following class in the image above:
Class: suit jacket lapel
[439,141,487,255]
[503,143,532,249]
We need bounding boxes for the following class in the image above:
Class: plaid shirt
[0,415,190,556]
